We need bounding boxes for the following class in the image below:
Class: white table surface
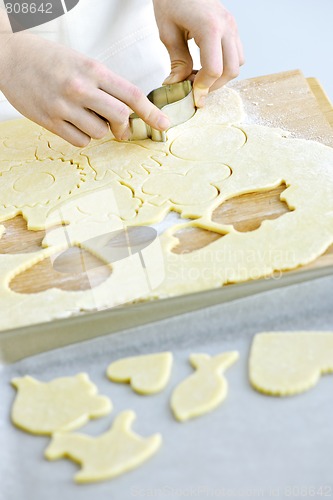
[222,0,333,101]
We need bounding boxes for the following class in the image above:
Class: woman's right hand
[0,32,170,147]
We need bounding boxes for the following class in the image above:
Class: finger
[98,73,170,132]
[221,36,240,85]
[159,24,193,84]
[193,32,223,107]
[236,36,245,66]
[210,37,240,91]
[69,108,109,140]
[187,69,199,83]
[86,90,133,140]
[50,121,91,148]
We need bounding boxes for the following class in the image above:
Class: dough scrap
[11,373,112,435]
[1,86,333,330]
[171,352,239,422]
[107,352,173,395]
[249,331,333,396]
[45,410,162,483]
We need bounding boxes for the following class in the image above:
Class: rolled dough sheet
[1,86,333,330]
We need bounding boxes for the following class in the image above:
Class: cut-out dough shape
[82,140,160,181]
[36,128,108,160]
[249,331,333,396]
[171,352,239,422]
[45,410,162,483]
[11,373,112,435]
[0,159,85,207]
[142,164,231,206]
[107,352,173,394]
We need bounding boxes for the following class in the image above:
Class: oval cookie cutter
[129,80,196,142]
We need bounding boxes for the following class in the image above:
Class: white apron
[0,0,170,121]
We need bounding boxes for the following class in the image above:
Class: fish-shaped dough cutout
[249,331,333,396]
[11,373,112,435]
[107,352,173,394]
[171,351,239,422]
[45,410,162,483]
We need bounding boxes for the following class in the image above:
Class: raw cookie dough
[45,410,162,483]
[249,331,333,396]
[0,159,86,208]
[11,373,112,434]
[107,352,173,395]
[171,352,239,422]
[1,86,333,331]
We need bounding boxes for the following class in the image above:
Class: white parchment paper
[1,276,333,500]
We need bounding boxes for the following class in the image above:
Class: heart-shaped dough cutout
[249,331,333,396]
[107,352,173,395]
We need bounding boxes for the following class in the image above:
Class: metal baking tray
[1,275,333,500]
[1,262,333,364]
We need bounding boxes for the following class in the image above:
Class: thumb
[160,26,193,84]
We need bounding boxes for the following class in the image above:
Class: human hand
[0,33,170,147]
[153,0,244,107]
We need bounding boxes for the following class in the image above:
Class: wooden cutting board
[1,69,333,294]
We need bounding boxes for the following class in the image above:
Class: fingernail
[198,96,206,107]
[157,115,170,130]
[163,74,178,85]
[121,129,131,141]
[194,88,209,108]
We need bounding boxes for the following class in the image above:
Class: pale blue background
[222,0,333,101]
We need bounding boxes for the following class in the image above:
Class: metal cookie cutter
[129,80,196,142]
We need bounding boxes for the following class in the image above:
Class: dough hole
[172,227,225,254]
[9,247,112,294]
[0,216,45,254]
[212,183,293,232]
